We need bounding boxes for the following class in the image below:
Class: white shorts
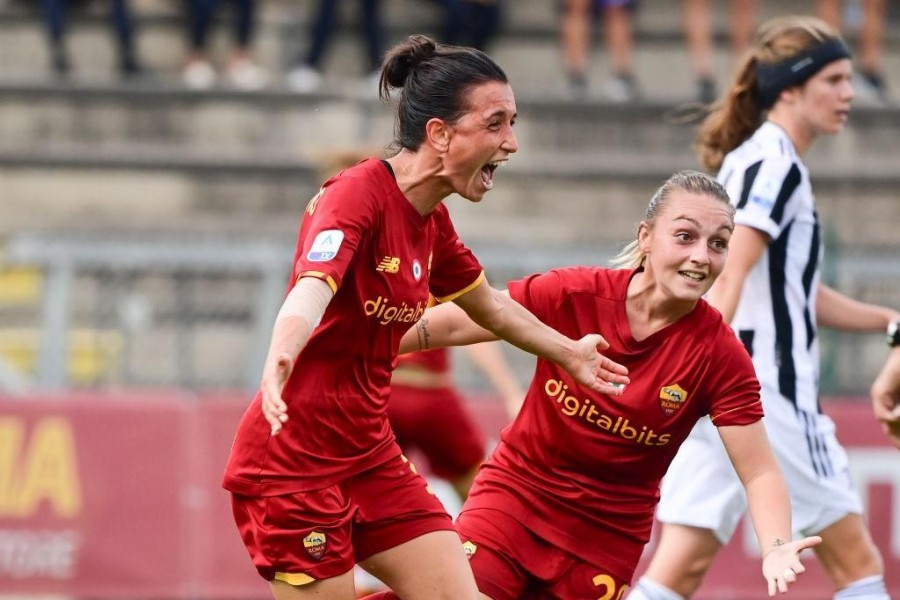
[657,387,862,544]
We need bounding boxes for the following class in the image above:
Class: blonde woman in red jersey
[221,35,628,600]
[398,171,821,599]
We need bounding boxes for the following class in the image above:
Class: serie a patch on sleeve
[307,229,345,262]
[748,177,778,211]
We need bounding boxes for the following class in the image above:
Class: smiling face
[440,80,518,202]
[639,191,734,304]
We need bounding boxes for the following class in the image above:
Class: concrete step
[4,155,899,254]
[3,80,899,161]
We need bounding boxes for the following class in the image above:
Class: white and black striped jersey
[717,121,822,416]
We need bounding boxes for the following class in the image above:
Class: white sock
[833,575,890,599]
[628,577,686,600]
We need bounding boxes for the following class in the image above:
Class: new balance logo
[376,256,401,273]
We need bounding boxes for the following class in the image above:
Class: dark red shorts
[387,385,485,480]
[456,508,632,600]
[231,453,453,585]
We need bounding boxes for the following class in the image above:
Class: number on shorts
[592,573,629,600]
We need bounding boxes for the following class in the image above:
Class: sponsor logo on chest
[544,378,671,446]
[364,295,426,326]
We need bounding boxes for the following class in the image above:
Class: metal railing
[3,233,898,394]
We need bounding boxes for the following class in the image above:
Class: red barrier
[0,392,268,599]
[0,393,896,599]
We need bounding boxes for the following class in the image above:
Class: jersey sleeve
[728,156,803,240]
[507,269,568,327]
[705,327,763,426]
[428,206,486,303]
[293,175,379,292]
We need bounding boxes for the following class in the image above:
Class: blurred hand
[871,348,900,448]
[762,536,822,596]
[566,334,629,396]
[261,353,293,435]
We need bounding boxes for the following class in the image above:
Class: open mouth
[480,159,505,189]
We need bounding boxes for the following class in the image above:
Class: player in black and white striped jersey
[630,15,900,600]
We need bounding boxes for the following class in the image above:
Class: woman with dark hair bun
[222,35,628,600]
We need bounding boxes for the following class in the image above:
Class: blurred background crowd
[1,0,896,102]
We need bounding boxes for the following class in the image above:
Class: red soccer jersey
[223,159,484,495]
[462,267,762,582]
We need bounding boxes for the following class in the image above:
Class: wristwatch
[888,319,900,348]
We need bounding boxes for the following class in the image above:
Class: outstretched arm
[260,277,334,435]
[718,421,822,596]
[400,280,629,396]
[398,297,498,354]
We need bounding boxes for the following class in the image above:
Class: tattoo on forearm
[416,318,431,350]
[763,538,787,558]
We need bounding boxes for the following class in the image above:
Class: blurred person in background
[390,342,524,504]
[818,0,895,106]
[183,0,267,90]
[222,34,628,600]
[358,341,524,597]
[558,0,640,101]
[286,0,385,94]
[434,0,504,52]
[398,170,822,600]
[41,0,142,77]
[682,0,757,103]
[630,15,900,600]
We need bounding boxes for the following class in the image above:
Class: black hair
[379,35,508,152]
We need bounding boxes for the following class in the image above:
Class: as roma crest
[659,383,688,415]
[303,531,327,560]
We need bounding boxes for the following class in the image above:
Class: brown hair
[696,16,842,172]
[611,170,734,269]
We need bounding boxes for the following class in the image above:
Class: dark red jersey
[224,159,484,495]
[462,267,761,581]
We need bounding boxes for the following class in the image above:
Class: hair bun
[383,35,437,89]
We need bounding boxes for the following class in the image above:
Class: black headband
[755,38,852,108]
